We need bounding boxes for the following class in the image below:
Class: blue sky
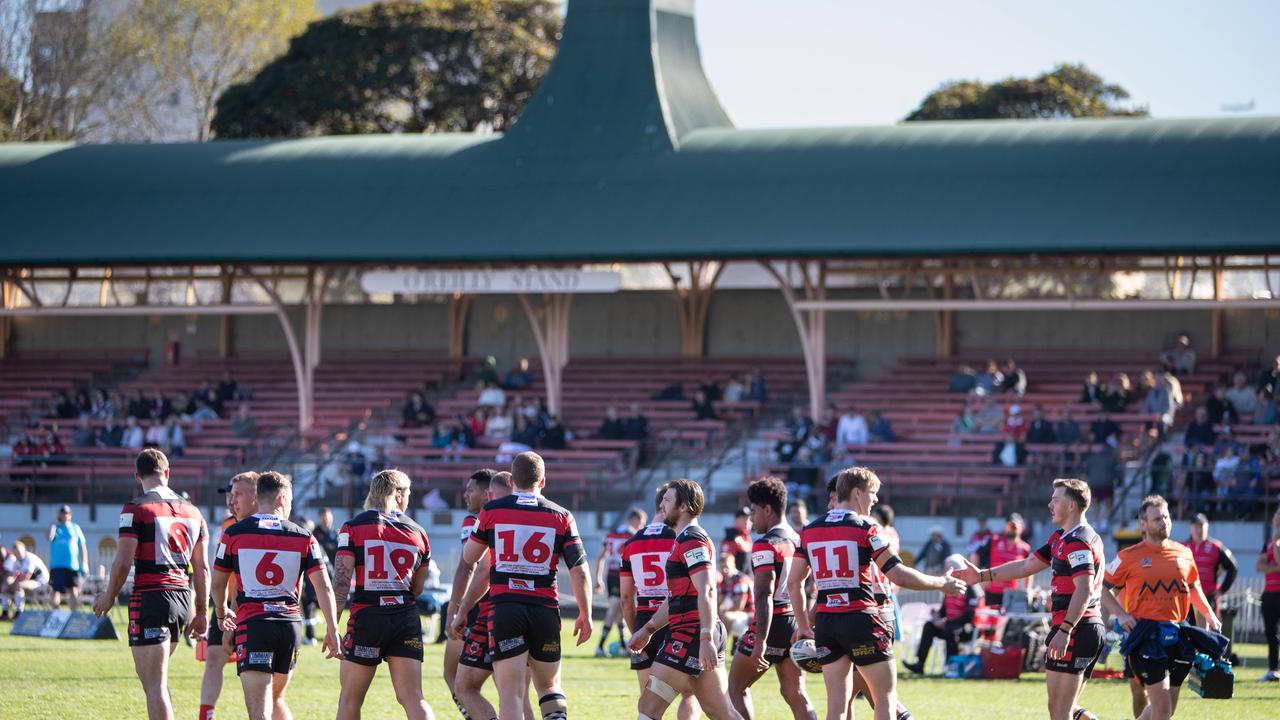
[693,0,1279,128]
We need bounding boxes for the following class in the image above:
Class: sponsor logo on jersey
[379,596,403,606]
[515,492,537,506]
[752,549,775,568]
[643,523,665,536]
[337,532,349,548]
[827,593,849,607]
[1141,557,1153,568]
[825,510,849,522]
[868,532,888,552]
[263,602,288,613]
[216,542,226,559]
[119,513,133,528]
[510,578,534,591]
[683,546,710,567]
[1067,550,1092,568]
[1106,557,1122,574]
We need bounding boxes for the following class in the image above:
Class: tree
[905,63,1148,121]
[210,0,560,139]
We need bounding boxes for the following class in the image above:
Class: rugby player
[332,469,434,720]
[199,471,259,720]
[969,513,1033,610]
[93,449,210,720]
[445,468,497,717]
[957,478,1106,720]
[212,471,341,720]
[598,508,646,656]
[1179,513,1237,625]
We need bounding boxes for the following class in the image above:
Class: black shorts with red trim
[629,609,665,670]
[736,613,796,665]
[128,588,192,647]
[342,608,424,666]
[490,602,562,663]
[813,610,894,667]
[459,601,494,671]
[208,611,225,647]
[235,618,301,675]
[653,616,727,677]
[1044,619,1105,677]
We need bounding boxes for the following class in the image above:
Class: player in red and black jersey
[597,508,647,656]
[727,476,815,720]
[212,472,340,720]
[788,467,963,720]
[970,513,1034,610]
[444,467,495,716]
[93,449,210,720]
[455,452,591,720]
[332,469,433,720]
[199,471,259,720]
[1179,513,1238,623]
[628,479,744,720]
[958,479,1106,720]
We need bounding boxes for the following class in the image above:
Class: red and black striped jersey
[751,523,799,615]
[722,529,752,572]
[666,523,715,622]
[460,514,478,544]
[619,522,676,611]
[214,513,325,623]
[118,486,208,592]
[602,528,632,574]
[1032,523,1104,626]
[798,508,898,614]
[468,491,586,608]
[336,510,430,616]
[719,570,753,614]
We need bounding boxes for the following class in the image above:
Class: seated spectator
[73,389,91,418]
[485,406,513,440]
[203,387,224,417]
[1080,371,1104,405]
[785,446,821,491]
[52,392,77,420]
[1159,334,1197,375]
[217,370,238,403]
[700,377,723,403]
[190,399,218,421]
[477,381,506,409]
[1256,391,1279,426]
[948,364,977,393]
[148,389,173,421]
[1090,412,1121,446]
[814,403,838,448]
[903,554,985,675]
[511,414,540,447]
[723,374,746,402]
[1099,372,1132,412]
[127,391,149,420]
[1206,384,1238,426]
[867,410,894,443]
[974,396,1003,434]
[949,408,975,437]
[836,405,868,449]
[231,404,257,439]
[71,417,97,447]
[97,418,123,447]
[121,416,144,449]
[1230,446,1263,519]
[784,406,813,443]
[431,421,469,450]
[999,358,1027,396]
[476,357,500,386]
[145,420,167,448]
[11,433,39,465]
[1212,446,1240,511]
[537,415,567,450]
[1224,371,1257,420]
[992,404,1027,466]
[1055,407,1082,444]
[745,369,768,403]
[1185,451,1215,515]
[691,389,718,420]
[1183,406,1217,450]
[623,403,649,441]
[39,430,64,463]
[401,392,435,429]
[975,359,1003,395]
[467,408,488,438]
[651,382,685,401]
[502,358,534,390]
[596,405,625,440]
[1259,353,1280,396]
[1025,405,1056,444]
[160,416,185,457]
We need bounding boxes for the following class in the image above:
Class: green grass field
[2,616,1276,719]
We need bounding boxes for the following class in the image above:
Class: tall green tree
[211,0,560,139]
[905,63,1148,121]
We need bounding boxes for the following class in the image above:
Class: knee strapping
[646,675,678,704]
[540,692,567,720]
[451,692,472,720]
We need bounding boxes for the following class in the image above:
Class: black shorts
[342,608,424,666]
[629,609,666,670]
[235,618,301,675]
[654,616,727,677]
[607,572,621,598]
[208,611,225,647]
[459,601,494,671]
[1127,650,1192,687]
[128,588,192,647]
[814,610,894,667]
[49,568,82,594]
[1044,619,1105,677]
[490,602,561,663]
[736,613,796,666]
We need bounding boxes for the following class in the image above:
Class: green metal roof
[1,0,1278,266]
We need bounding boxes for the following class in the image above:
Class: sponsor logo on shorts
[379,596,403,606]
[143,627,165,639]
[353,645,380,659]
[510,578,534,591]
[236,644,247,661]
[685,656,702,669]
[815,645,832,658]
[827,593,849,607]
[466,641,481,656]
[850,643,875,657]
[665,640,685,656]
[764,645,786,657]
[404,637,423,650]
[249,651,273,665]
[1074,657,1093,669]
[128,620,139,636]
[542,640,560,653]
[498,637,525,652]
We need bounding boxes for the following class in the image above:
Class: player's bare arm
[569,560,594,645]
[883,555,966,595]
[188,533,210,639]
[92,536,137,617]
[786,556,812,642]
[691,565,719,671]
[620,574,638,631]
[1188,581,1221,632]
[627,597,670,653]
[331,554,355,621]
[306,565,342,659]
[1099,581,1133,630]
[748,566,775,670]
[449,553,491,641]
[958,554,1049,586]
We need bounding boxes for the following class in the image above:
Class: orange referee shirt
[1103,540,1200,622]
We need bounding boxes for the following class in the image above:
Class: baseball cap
[1191,512,1209,525]
[58,505,71,513]
[1007,512,1025,525]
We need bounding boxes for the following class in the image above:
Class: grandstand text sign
[361,269,622,295]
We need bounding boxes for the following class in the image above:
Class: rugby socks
[898,711,913,720]
[198,704,214,720]
[1071,709,1097,720]
[451,693,472,719]
[540,692,568,720]
[598,624,611,649]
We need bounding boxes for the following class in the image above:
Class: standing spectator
[1026,405,1057,444]
[121,416,144,449]
[477,381,506,409]
[967,516,993,561]
[993,404,1027,466]
[1081,371,1104,405]
[1206,385,1238,426]
[1086,444,1119,527]
[1159,334,1197,375]
[1212,446,1240,513]
[868,409,895,442]
[1142,371,1178,431]
[948,364,977,393]
[917,526,952,575]
[691,389,718,420]
[1183,406,1217,450]
[622,402,648,441]
[1055,407,1082,444]
[1225,372,1258,420]
[976,359,1004,395]
[1258,354,1280,397]
[401,391,435,428]
[999,358,1027,396]
[230,403,257,439]
[836,405,868,449]
[47,505,88,610]
[596,405,625,439]
[71,417,97,447]
[502,357,534,390]
[975,396,1004,434]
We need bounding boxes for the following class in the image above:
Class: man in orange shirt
[1102,495,1220,720]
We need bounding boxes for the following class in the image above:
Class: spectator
[1142,371,1178,430]
[145,419,167,448]
[511,414,540,447]
[1231,446,1263,519]
[650,382,685,401]
[974,396,1003,434]
[1025,405,1056,444]
[916,527,952,575]
[786,500,809,529]
[97,418,123,447]
[1086,444,1119,526]
[121,416,144,449]
[993,404,1027,466]
[1182,405,1216,450]
[1213,446,1241,514]
[700,377,723,403]
[836,405,868,449]
[160,416,185,457]
[622,402,649,441]
[477,356,500,386]
[1258,353,1280,396]
[70,417,97,447]
[723,374,746,402]
[217,370,238,403]
[999,358,1027,396]
[1099,372,1132,412]
[485,406,513,440]
[784,405,813,443]
[501,358,534,390]
[721,508,753,572]
[975,359,1003,395]
[477,381,506,409]
[691,389,718,420]
[814,403,839,448]
[47,505,87,610]
[147,389,173,421]
[1080,371,1104,405]
[1225,372,1257,420]
[1258,391,1280,426]
[950,406,976,435]
[401,392,435,429]
[467,408,488,438]
[231,403,257,439]
[868,410,895,442]
[1090,411,1121,446]
[903,554,985,675]
[1206,385,1238,427]
[1055,407,1082,444]
[73,389,91,417]
[948,364,977,393]
[745,368,768,403]
[1186,451,1215,515]
[967,516,993,560]
[596,405,625,440]
[537,415,567,450]
[190,398,218,421]
[52,391,76,420]
[1159,334,1197,375]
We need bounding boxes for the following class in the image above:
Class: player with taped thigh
[598,508,646,656]
[628,479,744,720]
[199,471,258,720]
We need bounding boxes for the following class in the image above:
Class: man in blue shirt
[48,505,88,610]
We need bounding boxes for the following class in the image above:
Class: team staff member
[199,472,259,720]
[788,467,964,720]
[93,449,210,720]
[1179,513,1237,624]
[598,508,646,656]
[333,469,434,720]
[957,479,1105,720]
[727,476,815,720]
[1102,495,1221,720]
[47,504,88,610]
[627,479,744,720]
[1258,507,1280,683]
[444,468,495,718]
[455,452,592,720]
[621,483,700,720]
[212,472,341,720]
[970,513,1033,610]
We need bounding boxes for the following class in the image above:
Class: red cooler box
[981,646,1024,679]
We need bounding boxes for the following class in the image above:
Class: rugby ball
[790,639,824,674]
